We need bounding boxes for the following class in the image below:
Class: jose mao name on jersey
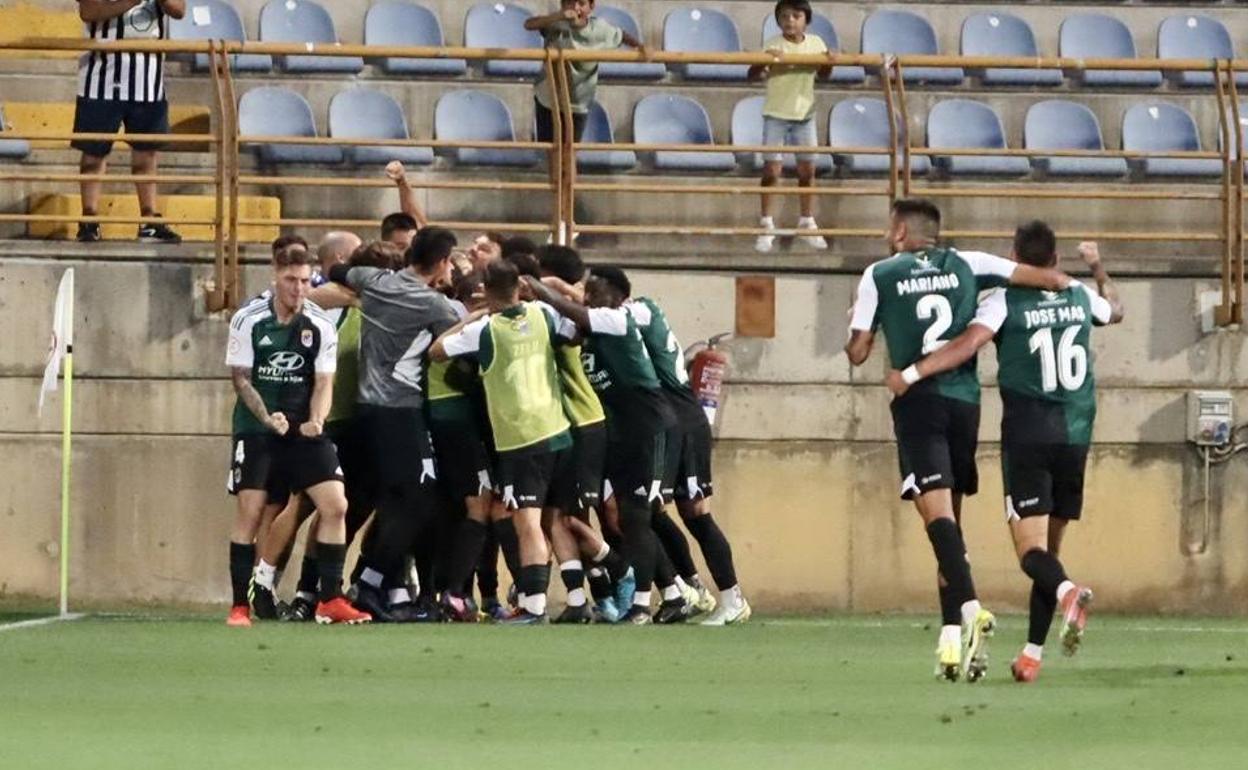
[1022,295,1089,330]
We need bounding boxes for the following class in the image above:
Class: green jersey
[442,302,572,453]
[850,247,1018,404]
[226,296,338,436]
[583,305,673,434]
[427,299,482,423]
[974,282,1113,445]
[326,307,360,425]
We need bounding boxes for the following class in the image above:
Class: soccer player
[845,198,1070,681]
[629,291,752,625]
[380,212,420,252]
[224,247,368,626]
[326,227,460,621]
[431,260,578,624]
[526,267,688,624]
[885,229,1124,682]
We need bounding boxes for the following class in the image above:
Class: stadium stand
[434,89,540,167]
[1157,14,1248,89]
[663,8,750,82]
[595,5,666,81]
[731,95,832,174]
[1024,100,1128,178]
[239,86,344,165]
[259,0,364,74]
[761,11,865,85]
[0,104,31,160]
[576,101,637,172]
[364,0,467,77]
[464,3,542,78]
[1121,102,1223,178]
[328,86,433,166]
[960,12,1063,87]
[634,93,737,172]
[1058,14,1163,89]
[827,98,930,176]
[861,10,963,86]
[169,0,273,73]
[927,99,1032,177]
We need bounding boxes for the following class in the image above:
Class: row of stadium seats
[226,86,1239,179]
[169,0,1248,89]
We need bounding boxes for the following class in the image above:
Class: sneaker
[351,583,392,623]
[137,218,182,244]
[592,597,621,624]
[679,582,705,619]
[482,597,509,622]
[700,598,752,627]
[76,222,101,242]
[934,637,961,682]
[755,229,776,253]
[692,580,718,616]
[619,605,653,625]
[1011,651,1042,683]
[1059,586,1094,657]
[553,603,593,624]
[248,579,279,621]
[315,596,372,625]
[282,595,316,623]
[797,219,828,250]
[386,600,439,623]
[226,605,251,628]
[962,608,996,683]
[612,567,636,614]
[498,609,547,625]
[653,598,690,625]
[506,583,519,610]
[440,592,479,623]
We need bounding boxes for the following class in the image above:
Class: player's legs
[301,479,368,624]
[228,491,277,626]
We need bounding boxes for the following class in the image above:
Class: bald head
[317,231,363,273]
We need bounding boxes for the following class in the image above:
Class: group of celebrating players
[223,206,751,631]
[221,187,1123,684]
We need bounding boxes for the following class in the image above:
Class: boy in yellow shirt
[748,0,831,252]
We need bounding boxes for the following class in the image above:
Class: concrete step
[28,192,280,242]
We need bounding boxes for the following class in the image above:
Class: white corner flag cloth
[38,268,74,417]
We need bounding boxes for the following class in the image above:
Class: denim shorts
[762,115,817,163]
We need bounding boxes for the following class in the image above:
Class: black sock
[652,508,698,582]
[924,518,976,607]
[518,563,551,607]
[477,531,500,600]
[685,513,737,590]
[594,546,631,584]
[296,554,319,597]
[560,562,585,593]
[493,518,522,580]
[229,542,255,607]
[1020,548,1068,597]
[316,542,347,602]
[1029,581,1058,646]
[618,499,658,592]
[654,546,677,590]
[937,573,960,626]
[443,519,488,595]
[587,568,612,601]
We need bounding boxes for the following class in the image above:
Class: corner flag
[38,269,74,616]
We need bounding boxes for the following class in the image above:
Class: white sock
[388,587,411,605]
[252,560,276,590]
[567,588,587,608]
[521,592,547,615]
[720,585,742,608]
[1056,580,1076,603]
[592,543,610,563]
[560,559,583,572]
[960,599,982,627]
[759,216,775,229]
[632,590,652,608]
[674,576,690,592]
[661,584,681,602]
[1024,643,1044,661]
[360,567,384,589]
[940,625,961,646]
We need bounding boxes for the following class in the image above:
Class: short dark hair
[271,234,308,256]
[349,240,404,271]
[1013,220,1058,268]
[505,252,542,279]
[273,245,315,269]
[500,236,538,261]
[380,212,419,240]
[774,0,812,24]
[536,245,585,285]
[484,259,520,299]
[590,265,631,299]
[891,198,941,240]
[406,226,457,271]
[483,231,506,247]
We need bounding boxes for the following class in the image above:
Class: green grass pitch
[2,613,1246,769]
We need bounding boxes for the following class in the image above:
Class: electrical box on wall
[1187,391,1234,447]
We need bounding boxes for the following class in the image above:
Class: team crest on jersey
[301,329,314,348]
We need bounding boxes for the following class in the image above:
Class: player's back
[627,297,698,406]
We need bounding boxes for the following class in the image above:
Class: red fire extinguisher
[686,333,732,429]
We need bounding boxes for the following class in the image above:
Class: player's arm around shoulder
[845,262,879,366]
[431,310,488,363]
[885,289,1004,397]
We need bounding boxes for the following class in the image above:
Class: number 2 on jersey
[1028,326,1087,392]
[916,294,953,354]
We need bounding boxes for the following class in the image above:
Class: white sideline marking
[760,618,1248,634]
[0,613,84,632]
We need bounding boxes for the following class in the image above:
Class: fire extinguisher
[686,332,732,429]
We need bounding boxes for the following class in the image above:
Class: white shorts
[762,115,817,163]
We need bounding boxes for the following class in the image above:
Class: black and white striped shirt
[77,0,168,103]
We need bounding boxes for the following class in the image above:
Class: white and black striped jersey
[77,0,168,103]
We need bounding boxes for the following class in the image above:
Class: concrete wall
[2,252,1246,612]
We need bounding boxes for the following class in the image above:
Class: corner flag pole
[39,268,74,617]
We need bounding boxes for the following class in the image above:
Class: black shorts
[604,427,666,506]
[355,404,438,493]
[496,445,572,511]
[326,416,373,494]
[890,391,981,500]
[1002,442,1090,522]
[227,434,343,501]
[430,414,494,500]
[661,404,714,503]
[551,422,607,515]
[71,97,169,157]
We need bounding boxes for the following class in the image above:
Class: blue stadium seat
[1122,102,1222,177]
[576,101,636,171]
[365,1,467,76]
[828,98,930,175]
[1158,15,1248,88]
[0,104,31,160]
[1059,15,1162,88]
[663,9,749,81]
[169,0,272,72]
[730,95,831,173]
[239,87,343,165]
[595,6,666,81]
[862,10,963,86]
[961,12,1062,87]
[1024,101,1127,177]
[329,87,433,166]
[434,90,540,167]
[259,0,363,74]
[927,100,1030,176]
[634,94,737,171]
[761,12,864,85]
[464,3,543,78]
